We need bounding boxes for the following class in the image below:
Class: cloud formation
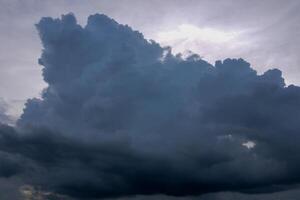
[1,13,300,199]
[0,98,14,125]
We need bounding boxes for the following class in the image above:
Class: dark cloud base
[1,13,300,199]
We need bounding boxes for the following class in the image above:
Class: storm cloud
[1,13,300,199]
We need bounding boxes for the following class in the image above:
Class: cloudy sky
[1,0,300,119]
[1,1,300,200]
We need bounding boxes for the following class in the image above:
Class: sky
[1,0,300,119]
[1,1,300,200]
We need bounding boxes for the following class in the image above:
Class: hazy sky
[1,0,300,118]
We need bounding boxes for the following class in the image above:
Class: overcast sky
[1,0,300,118]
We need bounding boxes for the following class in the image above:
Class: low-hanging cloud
[0,13,300,199]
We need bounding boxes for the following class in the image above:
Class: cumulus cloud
[0,13,300,199]
[0,98,14,125]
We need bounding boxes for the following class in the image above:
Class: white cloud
[242,141,256,149]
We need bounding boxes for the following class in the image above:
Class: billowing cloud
[1,13,300,199]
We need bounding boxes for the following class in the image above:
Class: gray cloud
[0,13,300,199]
[0,0,300,119]
[0,98,15,125]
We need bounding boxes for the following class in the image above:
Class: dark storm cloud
[1,0,300,120]
[1,13,300,199]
